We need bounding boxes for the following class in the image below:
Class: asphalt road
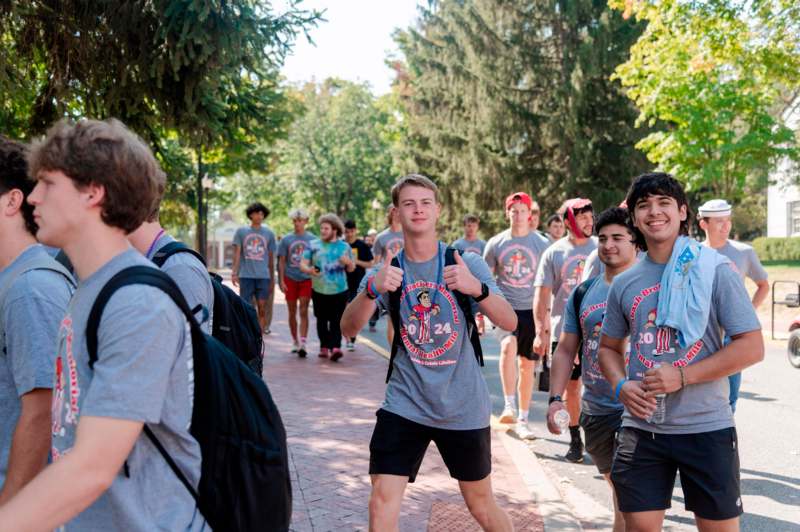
[361,317,800,531]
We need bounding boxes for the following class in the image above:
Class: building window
[789,201,800,236]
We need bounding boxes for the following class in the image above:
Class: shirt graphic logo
[288,241,307,268]
[631,283,703,370]
[385,237,404,256]
[243,233,267,261]
[561,254,588,290]
[52,315,80,461]
[498,245,537,287]
[400,281,460,365]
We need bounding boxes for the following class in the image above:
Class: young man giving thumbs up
[342,174,517,532]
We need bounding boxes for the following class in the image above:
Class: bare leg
[695,516,739,532]
[603,473,625,532]
[517,357,537,418]
[286,299,298,341]
[621,509,665,532]
[298,296,311,339]
[458,476,514,531]
[499,336,518,398]
[369,474,408,532]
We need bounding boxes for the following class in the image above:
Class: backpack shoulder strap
[86,266,198,370]
[444,247,483,367]
[385,256,403,383]
[84,265,200,502]
[151,241,206,268]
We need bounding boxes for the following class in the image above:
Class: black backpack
[386,247,483,383]
[86,266,291,532]
[152,241,264,375]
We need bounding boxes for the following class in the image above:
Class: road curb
[497,430,584,531]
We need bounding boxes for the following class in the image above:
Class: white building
[767,97,800,237]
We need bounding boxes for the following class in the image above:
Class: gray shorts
[240,277,270,303]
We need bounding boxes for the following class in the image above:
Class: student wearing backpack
[0,119,207,531]
[300,213,354,362]
[128,184,214,334]
[341,174,517,532]
[546,207,638,532]
[0,137,75,504]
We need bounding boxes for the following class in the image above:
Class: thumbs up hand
[444,251,481,296]
[373,250,404,294]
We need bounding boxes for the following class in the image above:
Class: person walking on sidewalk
[534,197,597,462]
[300,213,354,362]
[0,119,206,530]
[278,208,316,357]
[484,192,549,440]
[344,219,374,350]
[547,207,638,532]
[342,174,517,532]
[698,198,769,413]
[0,137,75,504]
[599,172,763,532]
[232,202,276,334]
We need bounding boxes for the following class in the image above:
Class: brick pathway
[263,293,544,531]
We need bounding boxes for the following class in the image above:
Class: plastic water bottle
[648,362,667,424]
[554,409,571,434]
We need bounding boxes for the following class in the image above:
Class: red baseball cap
[505,192,533,211]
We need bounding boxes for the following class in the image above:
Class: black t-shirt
[347,239,373,290]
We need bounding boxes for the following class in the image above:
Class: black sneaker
[297,347,307,358]
[565,439,584,463]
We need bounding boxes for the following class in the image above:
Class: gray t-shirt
[149,234,214,335]
[452,238,486,257]
[277,232,316,282]
[601,255,761,434]
[534,237,598,337]
[233,225,276,279]
[0,245,74,489]
[51,249,206,530]
[563,277,623,415]
[483,229,550,311]
[581,249,604,282]
[360,243,501,430]
[372,229,404,261]
[706,240,768,283]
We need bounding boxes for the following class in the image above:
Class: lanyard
[145,229,166,259]
[398,242,443,311]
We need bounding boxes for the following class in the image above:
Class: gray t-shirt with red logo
[277,232,316,282]
[361,243,501,430]
[534,237,598,337]
[234,225,276,279]
[601,254,761,434]
[372,229,404,261]
[483,229,550,311]
[563,276,623,415]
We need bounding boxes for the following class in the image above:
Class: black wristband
[474,283,490,302]
[548,395,563,405]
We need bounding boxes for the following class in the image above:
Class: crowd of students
[0,117,768,531]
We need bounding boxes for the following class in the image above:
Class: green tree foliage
[393,0,651,234]
[611,0,800,203]
[0,1,320,238]
[264,79,396,235]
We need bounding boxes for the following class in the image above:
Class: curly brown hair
[28,119,165,233]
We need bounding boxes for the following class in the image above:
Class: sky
[280,1,425,95]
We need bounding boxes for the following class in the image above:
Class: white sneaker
[514,422,536,440]
[498,407,516,424]
[291,342,299,353]
[346,340,355,351]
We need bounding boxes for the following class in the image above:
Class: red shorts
[285,278,312,301]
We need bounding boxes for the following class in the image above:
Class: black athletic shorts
[503,309,536,360]
[611,426,743,520]
[580,411,622,474]
[369,409,491,483]
[551,341,581,380]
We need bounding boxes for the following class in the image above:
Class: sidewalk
[262,292,550,531]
